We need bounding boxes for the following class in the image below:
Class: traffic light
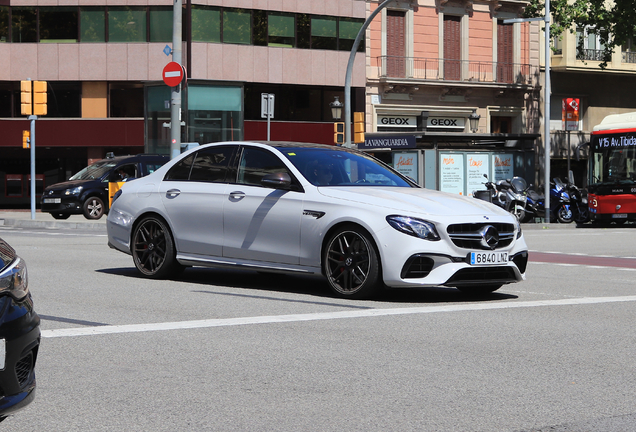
[33,81,47,116]
[334,122,344,145]
[20,81,32,116]
[353,112,365,144]
[22,130,30,149]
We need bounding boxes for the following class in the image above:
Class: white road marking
[42,295,636,339]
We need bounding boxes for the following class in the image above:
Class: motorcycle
[524,177,588,224]
[473,174,528,220]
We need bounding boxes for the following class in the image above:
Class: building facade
[545,23,636,186]
[0,0,366,207]
[363,0,541,194]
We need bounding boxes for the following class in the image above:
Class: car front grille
[16,352,34,388]
[446,223,515,250]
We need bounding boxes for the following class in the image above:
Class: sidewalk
[0,209,106,231]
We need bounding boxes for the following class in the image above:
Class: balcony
[623,51,636,64]
[576,49,607,62]
[377,56,538,86]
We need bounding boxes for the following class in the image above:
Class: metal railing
[377,56,537,85]
[622,51,636,64]
[576,49,607,62]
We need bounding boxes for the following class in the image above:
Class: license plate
[612,213,628,219]
[470,251,508,266]
[43,198,61,204]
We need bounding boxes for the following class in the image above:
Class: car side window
[116,164,138,180]
[189,146,235,182]
[237,147,291,186]
[164,154,195,181]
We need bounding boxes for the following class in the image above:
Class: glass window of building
[191,6,220,43]
[339,18,364,52]
[311,17,337,50]
[47,82,81,117]
[149,7,172,42]
[109,7,147,42]
[223,8,251,44]
[268,12,295,47]
[0,7,9,43]
[296,14,310,49]
[40,7,78,43]
[12,7,37,43]
[80,8,106,42]
[252,10,267,46]
[188,85,243,144]
[110,83,144,117]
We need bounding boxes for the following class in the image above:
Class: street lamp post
[504,7,551,222]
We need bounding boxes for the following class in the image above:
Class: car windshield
[69,161,118,181]
[279,147,414,187]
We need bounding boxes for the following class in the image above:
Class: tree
[524,0,636,69]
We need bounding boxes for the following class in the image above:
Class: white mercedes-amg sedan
[107,142,528,299]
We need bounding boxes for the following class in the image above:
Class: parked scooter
[473,174,528,220]
[524,177,588,223]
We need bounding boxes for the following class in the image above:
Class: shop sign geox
[360,135,417,150]
[427,116,465,130]
[378,116,417,128]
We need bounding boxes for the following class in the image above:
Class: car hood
[318,186,511,218]
[44,179,99,191]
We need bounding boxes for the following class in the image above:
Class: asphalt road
[1,221,636,431]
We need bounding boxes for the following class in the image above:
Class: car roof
[97,154,169,164]
[203,141,356,153]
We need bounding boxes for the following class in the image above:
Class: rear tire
[323,225,381,299]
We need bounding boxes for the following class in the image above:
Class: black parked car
[41,153,169,220]
[0,238,39,422]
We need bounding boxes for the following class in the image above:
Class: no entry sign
[162,62,184,87]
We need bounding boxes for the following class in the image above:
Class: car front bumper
[0,294,40,419]
[40,196,83,214]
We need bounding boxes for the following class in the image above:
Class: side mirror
[261,172,292,189]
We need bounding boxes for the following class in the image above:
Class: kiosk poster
[493,154,513,181]
[466,154,490,195]
[392,152,418,183]
[440,153,465,195]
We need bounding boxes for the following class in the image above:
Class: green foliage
[524,0,636,69]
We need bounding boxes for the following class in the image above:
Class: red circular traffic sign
[162,62,184,87]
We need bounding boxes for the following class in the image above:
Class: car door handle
[229,191,245,202]
[166,188,181,199]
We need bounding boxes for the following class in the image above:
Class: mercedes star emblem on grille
[478,225,499,250]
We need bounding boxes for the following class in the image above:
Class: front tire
[51,213,70,220]
[556,205,573,223]
[83,196,105,219]
[323,226,381,299]
[132,216,180,279]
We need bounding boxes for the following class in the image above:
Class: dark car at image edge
[41,153,169,220]
[0,238,40,422]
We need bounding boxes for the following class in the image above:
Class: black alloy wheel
[323,226,381,299]
[132,216,180,278]
[83,196,105,219]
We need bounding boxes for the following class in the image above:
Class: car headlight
[64,186,83,196]
[0,257,29,300]
[386,215,440,241]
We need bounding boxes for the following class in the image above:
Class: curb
[0,218,106,232]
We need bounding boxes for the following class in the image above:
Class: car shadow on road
[97,266,518,304]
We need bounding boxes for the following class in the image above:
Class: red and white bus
[588,112,636,223]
